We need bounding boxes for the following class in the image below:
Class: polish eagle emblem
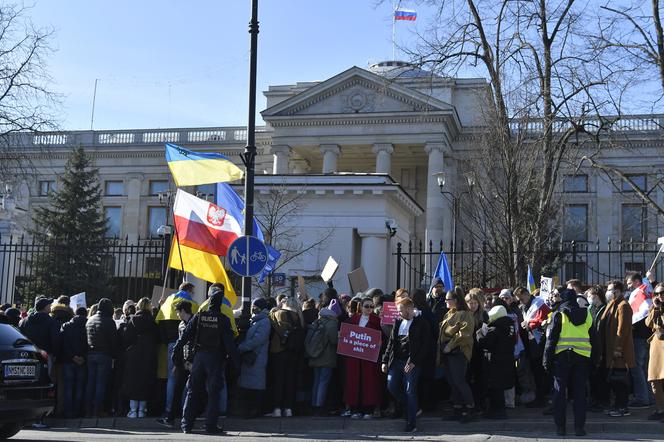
[207,203,227,227]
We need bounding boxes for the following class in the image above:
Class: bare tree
[395,0,622,284]
[0,3,58,182]
[254,183,334,297]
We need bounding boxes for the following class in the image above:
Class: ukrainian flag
[165,143,244,186]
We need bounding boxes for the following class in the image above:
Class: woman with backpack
[268,296,305,417]
[305,305,339,415]
[343,296,382,419]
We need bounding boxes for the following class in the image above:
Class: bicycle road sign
[228,235,268,277]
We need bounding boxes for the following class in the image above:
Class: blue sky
[29,1,439,130]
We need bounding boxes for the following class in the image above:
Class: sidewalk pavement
[45,407,664,437]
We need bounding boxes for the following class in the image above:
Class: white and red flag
[172,189,242,256]
[629,283,653,324]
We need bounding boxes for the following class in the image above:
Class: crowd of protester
[1,270,663,436]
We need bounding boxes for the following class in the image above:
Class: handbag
[607,364,630,386]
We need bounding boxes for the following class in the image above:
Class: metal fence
[394,238,664,291]
[0,235,175,306]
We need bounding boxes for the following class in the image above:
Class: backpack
[304,318,327,359]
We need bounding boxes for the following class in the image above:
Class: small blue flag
[258,244,282,284]
[527,265,536,293]
[432,251,454,291]
[215,182,264,241]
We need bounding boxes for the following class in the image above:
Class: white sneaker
[127,410,137,418]
[270,408,281,417]
[284,408,293,417]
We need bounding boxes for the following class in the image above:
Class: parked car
[0,323,54,439]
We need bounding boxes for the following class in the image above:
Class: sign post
[228,235,268,278]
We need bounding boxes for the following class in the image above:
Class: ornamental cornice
[283,77,438,116]
[268,113,451,128]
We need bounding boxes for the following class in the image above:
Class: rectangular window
[104,207,122,238]
[104,181,124,196]
[563,204,588,242]
[149,180,169,196]
[195,183,216,201]
[622,174,646,192]
[148,206,167,237]
[622,204,646,241]
[39,180,56,196]
[563,175,588,193]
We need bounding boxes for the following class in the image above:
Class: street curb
[45,415,664,436]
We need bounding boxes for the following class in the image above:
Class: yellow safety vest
[555,310,592,358]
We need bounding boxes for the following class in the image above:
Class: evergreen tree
[26,146,110,302]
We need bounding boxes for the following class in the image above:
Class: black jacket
[120,310,159,399]
[59,315,88,363]
[382,315,431,369]
[477,316,516,390]
[19,311,59,354]
[86,300,118,356]
[173,302,239,370]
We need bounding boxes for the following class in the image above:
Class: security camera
[385,219,397,237]
[156,225,173,236]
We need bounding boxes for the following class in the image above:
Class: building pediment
[262,66,455,119]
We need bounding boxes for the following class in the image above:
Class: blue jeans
[311,367,333,407]
[182,351,224,432]
[387,358,421,426]
[632,338,655,404]
[85,353,112,414]
[62,362,86,418]
[165,341,177,414]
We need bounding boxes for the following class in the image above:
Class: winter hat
[560,289,578,305]
[328,298,342,317]
[252,298,268,311]
[488,305,508,324]
[499,289,513,299]
[35,298,53,312]
[5,308,20,320]
[431,277,444,288]
[98,298,114,316]
[364,288,384,299]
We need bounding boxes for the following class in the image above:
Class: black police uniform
[173,290,237,434]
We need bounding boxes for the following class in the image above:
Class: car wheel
[0,422,22,439]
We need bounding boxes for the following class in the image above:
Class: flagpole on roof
[392,2,396,60]
[170,206,186,281]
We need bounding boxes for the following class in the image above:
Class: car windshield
[0,324,31,347]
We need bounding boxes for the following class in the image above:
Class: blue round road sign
[227,235,268,277]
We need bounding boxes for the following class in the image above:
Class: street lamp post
[433,171,475,259]
[240,0,260,321]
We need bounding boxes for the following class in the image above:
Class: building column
[320,144,341,174]
[359,231,389,292]
[270,145,291,174]
[424,141,450,249]
[372,143,394,175]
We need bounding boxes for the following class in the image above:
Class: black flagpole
[241,0,259,321]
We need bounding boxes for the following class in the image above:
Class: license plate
[4,364,36,378]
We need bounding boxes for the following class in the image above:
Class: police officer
[543,288,592,437]
[173,285,238,434]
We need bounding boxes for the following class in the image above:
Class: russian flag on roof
[395,8,417,21]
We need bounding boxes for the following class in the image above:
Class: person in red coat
[344,297,383,419]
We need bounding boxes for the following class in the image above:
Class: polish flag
[172,189,242,256]
[629,283,653,324]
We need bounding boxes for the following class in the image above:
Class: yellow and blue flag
[527,265,536,293]
[165,143,243,186]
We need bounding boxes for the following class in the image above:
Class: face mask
[605,291,615,302]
